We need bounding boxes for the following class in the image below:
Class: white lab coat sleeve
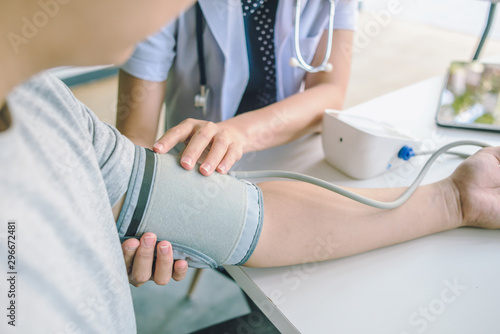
[333,0,359,31]
[120,21,177,82]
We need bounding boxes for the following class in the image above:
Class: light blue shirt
[121,0,359,130]
[1,72,136,333]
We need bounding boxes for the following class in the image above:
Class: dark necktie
[236,0,279,115]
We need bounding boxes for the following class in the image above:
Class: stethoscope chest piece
[194,85,211,117]
[194,3,211,117]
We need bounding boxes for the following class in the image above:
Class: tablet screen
[436,61,500,132]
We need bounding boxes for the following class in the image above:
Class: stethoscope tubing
[194,0,337,112]
[292,0,336,73]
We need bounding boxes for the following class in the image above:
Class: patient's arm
[246,146,500,267]
[248,179,457,266]
[119,146,500,274]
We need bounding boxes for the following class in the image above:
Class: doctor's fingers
[216,145,244,174]
[153,118,208,155]
[199,133,243,176]
[179,122,224,171]
[129,233,157,287]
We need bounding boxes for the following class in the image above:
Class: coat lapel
[198,0,250,118]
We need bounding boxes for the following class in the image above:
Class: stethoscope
[194,0,336,113]
[193,3,210,116]
[289,0,335,73]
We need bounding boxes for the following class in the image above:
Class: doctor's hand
[122,233,188,287]
[153,118,247,176]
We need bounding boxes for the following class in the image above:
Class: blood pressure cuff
[116,147,264,269]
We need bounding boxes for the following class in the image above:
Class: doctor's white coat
[121,0,358,130]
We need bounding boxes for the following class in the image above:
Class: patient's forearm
[116,147,462,269]
[245,179,460,267]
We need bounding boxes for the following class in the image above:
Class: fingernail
[218,165,226,174]
[201,163,212,174]
[143,236,155,247]
[126,246,138,252]
[159,244,170,254]
[181,157,192,167]
[153,143,164,151]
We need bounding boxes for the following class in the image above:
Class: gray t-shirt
[0,72,136,333]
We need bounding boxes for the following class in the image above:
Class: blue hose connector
[398,146,415,161]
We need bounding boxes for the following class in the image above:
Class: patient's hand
[121,233,188,287]
[450,146,500,230]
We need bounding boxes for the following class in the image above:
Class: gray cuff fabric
[116,147,264,269]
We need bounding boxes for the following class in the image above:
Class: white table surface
[224,76,500,334]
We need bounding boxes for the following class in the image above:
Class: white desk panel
[226,76,500,334]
